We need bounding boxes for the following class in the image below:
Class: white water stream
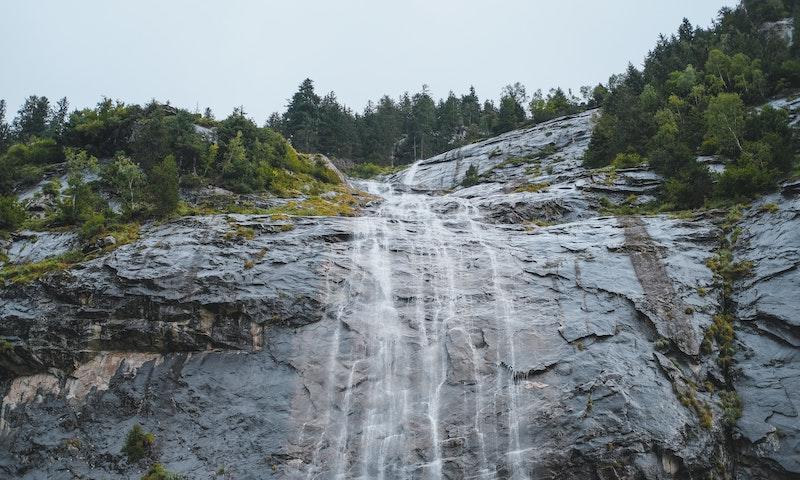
[299,171,530,479]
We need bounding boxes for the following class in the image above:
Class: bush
[611,152,645,169]
[348,162,385,179]
[716,156,778,199]
[121,424,155,463]
[461,165,480,187]
[663,162,714,209]
[79,212,107,240]
[0,196,27,231]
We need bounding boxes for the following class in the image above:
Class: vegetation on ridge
[584,0,800,208]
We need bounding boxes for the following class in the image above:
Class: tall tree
[13,95,50,141]
[706,92,746,155]
[0,99,10,152]
[283,78,321,152]
[48,97,69,142]
[495,83,527,134]
[149,154,180,216]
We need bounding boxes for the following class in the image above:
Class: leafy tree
[66,98,141,157]
[121,424,155,463]
[705,92,746,155]
[198,143,219,176]
[56,149,103,226]
[103,154,145,214]
[149,155,180,216]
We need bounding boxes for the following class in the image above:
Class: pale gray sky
[1,0,737,123]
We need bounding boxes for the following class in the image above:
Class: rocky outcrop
[1,215,353,377]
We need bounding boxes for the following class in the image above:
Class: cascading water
[295,174,532,480]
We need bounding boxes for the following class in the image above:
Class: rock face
[731,192,800,477]
[1,111,798,480]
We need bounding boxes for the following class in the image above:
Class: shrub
[719,391,743,426]
[611,152,644,169]
[663,162,714,209]
[0,196,27,231]
[42,179,62,197]
[121,424,155,463]
[141,463,182,480]
[461,165,480,187]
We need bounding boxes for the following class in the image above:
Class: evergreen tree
[0,100,9,152]
[410,86,437,159]
[13,95,50,141]
[461,86,481,128]
[495,83,527,134]
[283,78,321,152]
[149,154,179,216]
[48,97,69,143]
[436,92,463,151]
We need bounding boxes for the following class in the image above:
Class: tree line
[268,80,598,166]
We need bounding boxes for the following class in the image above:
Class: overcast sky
[1,0,738,123]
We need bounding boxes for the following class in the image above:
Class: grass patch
[267,192,364,217]
[347,162,402,179]
[141,463,182,480]
[759,202,779,214]
[514,182,550,193]
[0,250,85,285]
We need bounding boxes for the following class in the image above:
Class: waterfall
[297,179,531,480]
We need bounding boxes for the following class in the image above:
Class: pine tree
[0,99,9,152]
[149,155,179,216]
[13,95,50,141]
[283,78,321,152]
[48,97,69,143]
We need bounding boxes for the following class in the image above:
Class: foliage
[611,152,645,169]
[55,149,106,227]
[0,196,27,231]
[272,79,595,167]
[584,4,800,205]
[514,182,550,193]
[149,155,180,216]
[102,154,146,215]
[347,162,400,179]
[266,192,363,217]
[141,464,183,480]
[121,424,155,463]
[461,165,480,187]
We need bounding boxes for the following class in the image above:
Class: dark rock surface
[1,110,798,480]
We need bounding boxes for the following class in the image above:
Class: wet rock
[3,230,80,265]
[731,193,800,477]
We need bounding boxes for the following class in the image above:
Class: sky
[1,0,738,124]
